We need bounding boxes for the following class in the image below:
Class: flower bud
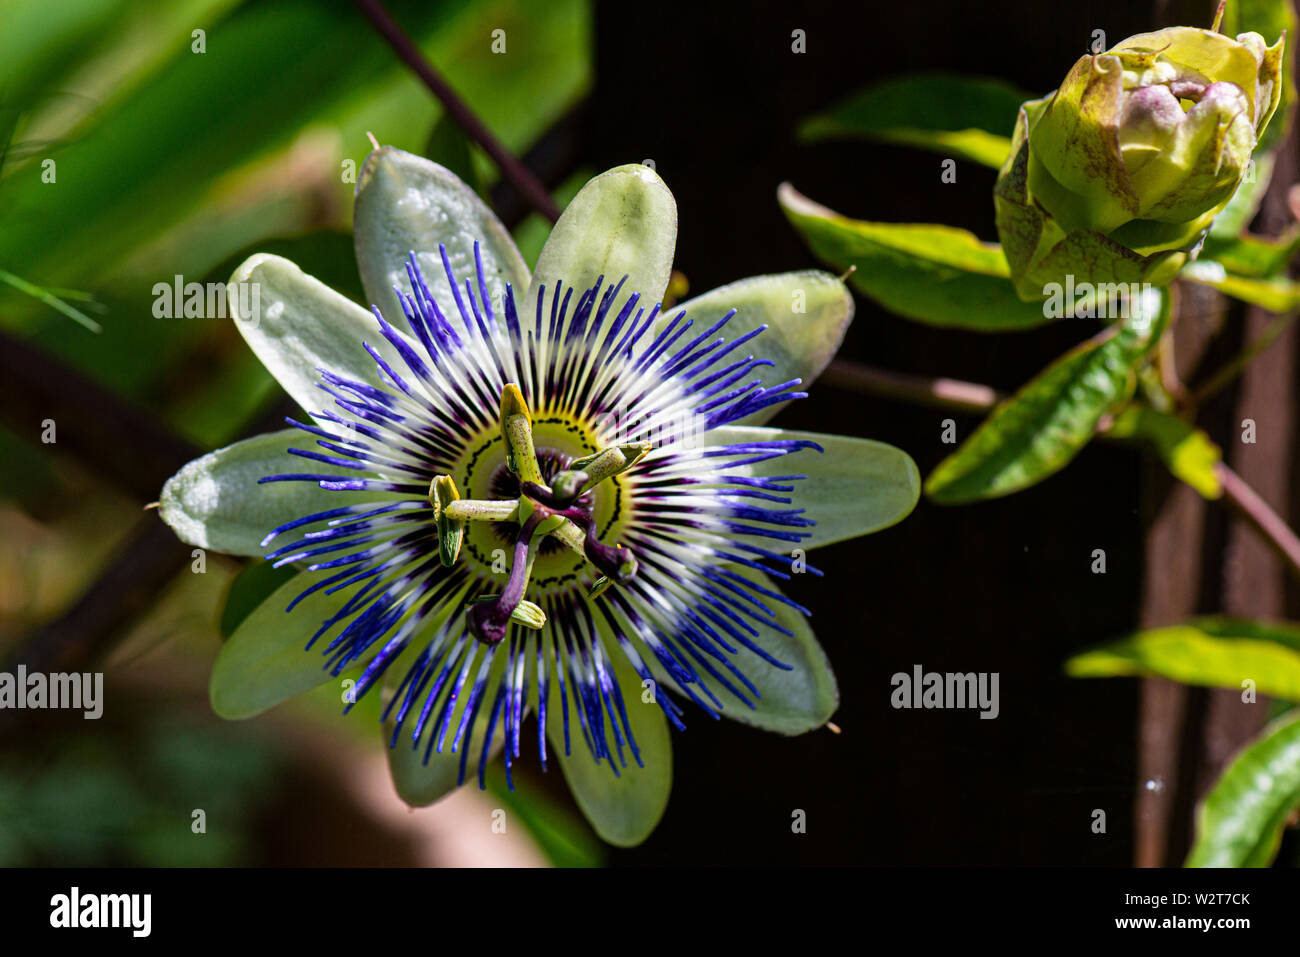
[996,24,1284,300]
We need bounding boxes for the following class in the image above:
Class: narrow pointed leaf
[353,146,529,329]
[926,291,1166,503]
[659,271,853,425]
[1181,260,1300,312]
[1105,406,1223,499]
[1187,712,1300,867]
[527,164,676,320]
[779,184,1052,329]
[798,72,1028,169]
[1199,225,1300,278]
[548,646,671,847]
[707,425,921,549]
[1066,618,1300,701]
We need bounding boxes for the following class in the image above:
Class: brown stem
[1214,461,1300,583]
[350,0,561,223]
[821,358,1002,414]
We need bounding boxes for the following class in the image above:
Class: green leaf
[1066,618,1300,701]
[710,571,839,734]
[486,776,605,867]
[658,271,853,425]
[160,429,378,558]
[1187,711,1300,867]
[527,164,676,322]
[228,253,422,420]
[352,146,529,335]
[1105,405,1223,499]
[219,560,300,639]
[779,183,1052,330]
[1210,153,1275,238]
[0,0,484,287]
[706,425,921,549]
[1181,260,1300,312]
[0,268,101,333]
[548,645,671,847]
[210,569,364,719]
[1199,227,1300,278]
[926,290,1166,503]
[798,72,1029,169]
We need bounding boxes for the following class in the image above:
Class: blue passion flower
[159,149,920,845]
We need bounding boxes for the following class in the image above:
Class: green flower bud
[996,24,1284,300]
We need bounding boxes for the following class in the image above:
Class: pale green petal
[526,164,676,323]
[707,425,920,549]
[160,429,371,557]
[229,253,420,420]
[383,631,507,807]
[211,569,361,719]
[658,271,853,425]
[713,570,839,734]
[548,644,671,847]
[353,146,530,331]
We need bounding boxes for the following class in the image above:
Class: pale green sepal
[657,271,854,424]
[527,164,676,325]
[383,639,507,807]
[228,253,421,422]
[160,429,370,558]
[211,569,370,719]
[548,644,671,847]
[712,570,839,734]
[704,425,921,550]
[353,146,530,333]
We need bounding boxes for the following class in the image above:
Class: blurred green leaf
[488,777,604,867]
[1199,227,1300,279]
[1187,710,1300,867]
[926,290,1166,503]
[1181,261,1300,312]
[0,268,101,332]
[1105,405,1222,499]
[1210,153,1275,238]
[798,72,1029,169]
[1067,618,1300,700]
[779,183,1052,329]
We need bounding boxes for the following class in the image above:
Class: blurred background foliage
[0,0,601,866]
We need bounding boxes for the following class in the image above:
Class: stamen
[430,475,464,567]
[499,383,543,485]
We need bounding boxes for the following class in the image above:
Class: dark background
[586,0,1219,866]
